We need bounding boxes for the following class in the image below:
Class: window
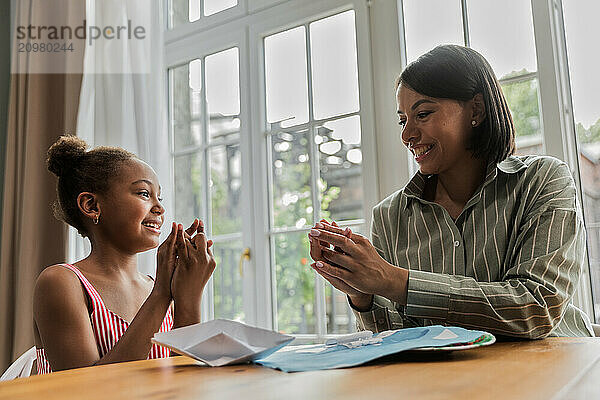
[166,2,376,337]
[563,0,600,322]
[263,10,365,335]
[169,47,246,322]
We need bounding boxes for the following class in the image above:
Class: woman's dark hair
[397,45,515,164]
[46,135,136,237]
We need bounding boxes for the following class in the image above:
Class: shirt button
[454,241,460,247]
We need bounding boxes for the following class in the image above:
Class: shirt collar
[401,155,528,210]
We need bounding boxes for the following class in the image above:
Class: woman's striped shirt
[36,264,173,374]
[353,155,594,338]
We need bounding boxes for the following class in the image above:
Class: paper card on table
[152,319,294,367]
[256,325,495,372]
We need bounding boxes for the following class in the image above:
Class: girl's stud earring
[471,120,477,127]
[93,215,99,225]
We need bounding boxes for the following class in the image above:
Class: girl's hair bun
[47,135,87,177]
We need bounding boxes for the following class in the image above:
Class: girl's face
[396,84,476,176]
[96,159,165,253]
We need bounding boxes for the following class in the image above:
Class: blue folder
[255,325,492,372]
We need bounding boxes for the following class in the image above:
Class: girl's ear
[471,93,486,125]
[77,192,101,222]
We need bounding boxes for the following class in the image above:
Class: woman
[308,45,593,338]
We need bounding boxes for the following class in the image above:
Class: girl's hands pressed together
[171,219,217,325]
[153,219,202,300]
[308,221,409,309]
[153,222,178,301]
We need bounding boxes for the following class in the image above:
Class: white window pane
[213,240,245,321]
[563,1,600,130]
[210,144,242,235]
[170,61,202,152]
[274,232,315,334]
[563,0,600,322]
[318,116,363,221]
[174,153,204,227]
[204,0,237,16]
[189,0,200,22]
[402,0,464,63]
[309,11,360,120]
[190,59,202,118]
[169,0,189,28]
[467,0,537,79]
[270,128,313,229]
[265,27,309,128]
[325,284,355,334]
[205,48,240,142]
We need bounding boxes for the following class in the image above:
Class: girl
[34,136,216,373]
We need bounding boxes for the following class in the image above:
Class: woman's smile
[412,143,435,162]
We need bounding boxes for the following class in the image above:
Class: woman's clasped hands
[308,220,409,311]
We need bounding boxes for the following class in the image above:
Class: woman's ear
[77,192,101,223]
[471,93,486,126]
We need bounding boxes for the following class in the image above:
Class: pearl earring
[471,120,477,127]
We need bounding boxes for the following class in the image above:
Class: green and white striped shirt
[354,155,593,338]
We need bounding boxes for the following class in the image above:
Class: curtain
[72,0,171,275]
[0,1,85,372]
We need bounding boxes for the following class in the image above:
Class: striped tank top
[36,264,173,374]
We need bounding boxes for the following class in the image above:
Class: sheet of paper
[152,319,294,367]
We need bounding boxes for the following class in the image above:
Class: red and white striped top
[36,264,173,374]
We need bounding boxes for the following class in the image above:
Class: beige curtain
[0,0,84,372]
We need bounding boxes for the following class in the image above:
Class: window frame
[165,0,379,337]
[165,27,256,324]
[249,0,379,337]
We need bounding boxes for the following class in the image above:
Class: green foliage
[272,134,341,333]
[501,69,540,138]
[576,120,600,144]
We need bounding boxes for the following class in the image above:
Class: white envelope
[151,319,294,367]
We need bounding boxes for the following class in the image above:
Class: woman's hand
[308,221,373,310]
[171,220,217,321]
[308,221,409,305]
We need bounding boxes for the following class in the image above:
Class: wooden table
[1,338,600,399]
